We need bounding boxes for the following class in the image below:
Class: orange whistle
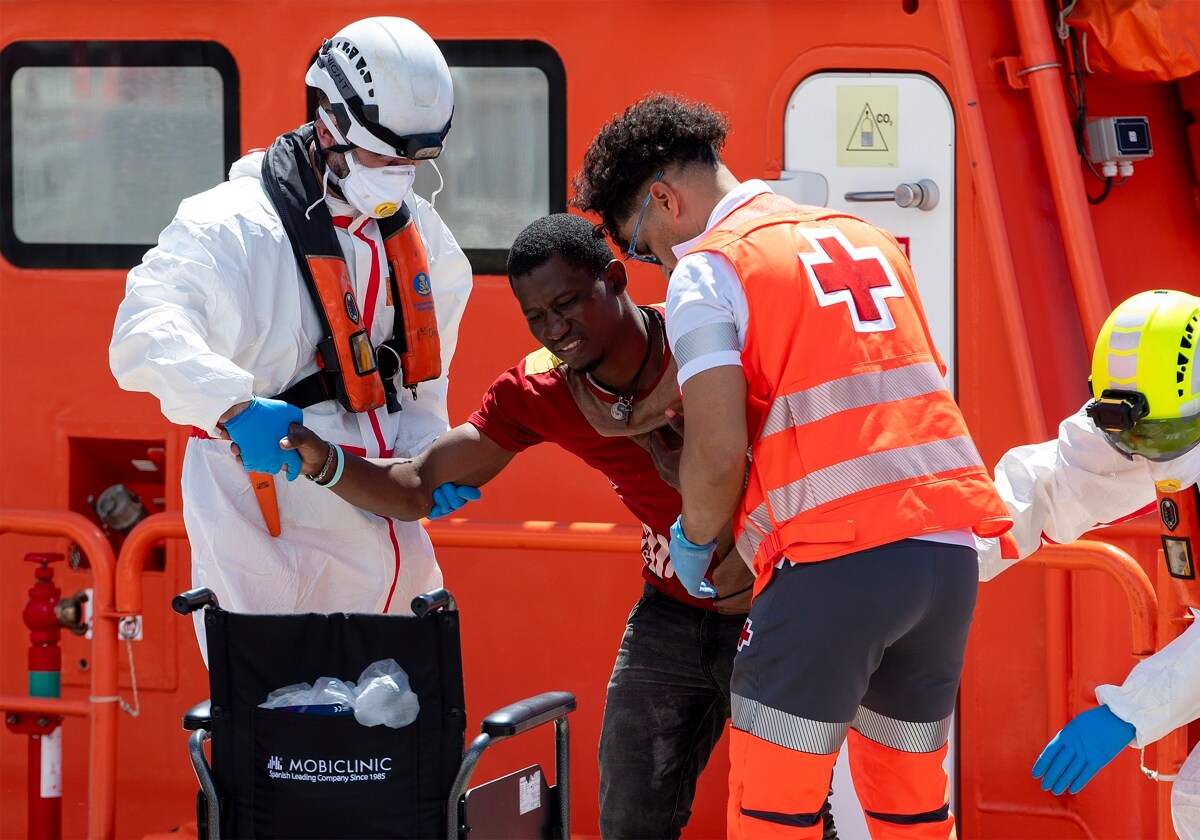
[249,472,282,537]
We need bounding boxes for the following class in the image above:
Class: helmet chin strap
[307,112,355,219]
[427,159,445,208]
[305,167,336,221]
[317,107,356,152]
[315,107,358,183]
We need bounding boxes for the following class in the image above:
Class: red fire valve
[24,553,64,674]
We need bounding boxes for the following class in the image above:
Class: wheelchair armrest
[173,588,220,615]
[183,699,212,731]
[481,691,576,738]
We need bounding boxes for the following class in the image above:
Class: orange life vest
[1157,483,1200,610]
[689,193,1012,588]
[262,124,440,415]
[381,218,441,391]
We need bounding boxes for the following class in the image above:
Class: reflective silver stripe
[759,362,947,440]
[853,706,950,753]
[1105,303,1148,388]
[739,435,984,561]
[674,322,740,369]
[766,436,984,522]
[735,529,759,566]
[731,693,849,755]
[735,504,772,566]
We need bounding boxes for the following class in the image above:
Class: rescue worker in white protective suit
[109,17,472,642]
[976,289,1200,837]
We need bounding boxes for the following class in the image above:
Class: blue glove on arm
[428,483,482,519]
[221,397,303,481]
[1032,704,1136,795]
[669,515,718,599]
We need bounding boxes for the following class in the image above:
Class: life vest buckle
[377,343,404,412]
[376,343,401,380]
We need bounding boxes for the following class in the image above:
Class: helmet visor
[1101,412,1200,462]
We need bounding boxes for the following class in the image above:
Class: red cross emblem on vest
[738,618,754,652]
[799,228,904,332]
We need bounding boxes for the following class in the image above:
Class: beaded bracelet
[320,444,346,489]
[307,443,337,484]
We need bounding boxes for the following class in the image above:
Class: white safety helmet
[305,17,453,160]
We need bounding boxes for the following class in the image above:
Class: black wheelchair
[173,588,575,839]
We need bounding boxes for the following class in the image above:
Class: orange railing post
[114,513,187,617]
[0,510,119,840]
[1009,0,1112,355]
[1032,539,1158,657]
[937,0,1048,443]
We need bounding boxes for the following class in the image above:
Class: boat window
[309,40,567,276]
[0,41,239,269]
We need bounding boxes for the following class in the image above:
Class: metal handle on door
[844,178,940,211]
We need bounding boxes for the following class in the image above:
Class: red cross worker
[574,92,1012,840]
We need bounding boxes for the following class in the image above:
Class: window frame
[0,40,240,269]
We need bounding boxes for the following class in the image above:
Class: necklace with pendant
[605,308,655,425]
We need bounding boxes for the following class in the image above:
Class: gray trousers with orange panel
[728,539,978,840]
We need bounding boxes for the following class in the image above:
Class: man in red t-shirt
[284,214,835,838]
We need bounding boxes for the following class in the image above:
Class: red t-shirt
[467,309,718,610]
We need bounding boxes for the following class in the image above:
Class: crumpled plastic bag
[258,658,420,728]
[352,659,420,729]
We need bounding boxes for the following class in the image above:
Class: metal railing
[1,510,122,840]
[4,508,1171,839]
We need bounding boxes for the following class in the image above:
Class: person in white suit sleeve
[979,290,1200,837]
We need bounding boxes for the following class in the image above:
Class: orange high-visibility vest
[689,194,1011,588]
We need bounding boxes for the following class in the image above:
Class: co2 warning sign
[837,86,898,168]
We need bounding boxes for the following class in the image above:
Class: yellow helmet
[1087,289,1200,461]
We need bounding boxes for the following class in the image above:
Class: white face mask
[335,152,415,219]
[318,109,416,219]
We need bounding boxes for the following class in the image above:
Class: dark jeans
[598,585,746,839]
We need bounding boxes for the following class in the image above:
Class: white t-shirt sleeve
[664,251,749,385]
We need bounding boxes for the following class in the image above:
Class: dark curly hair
[571,94,729,249]
[506,213,615,282]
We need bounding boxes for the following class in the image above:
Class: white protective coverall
[979,405,1200,838]
[110,148,472,621]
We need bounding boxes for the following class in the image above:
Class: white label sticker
[41,727,63,798]
[518,769,541,815]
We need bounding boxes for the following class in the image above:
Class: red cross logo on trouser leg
[738,618,754,651]
[799,228,904,332]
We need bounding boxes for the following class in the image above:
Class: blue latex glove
[428,483,482,519]
[1032,704,1136,795]
[668,515,718,599]
[222,397,303,481]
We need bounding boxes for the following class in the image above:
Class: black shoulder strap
[260,124,345,409]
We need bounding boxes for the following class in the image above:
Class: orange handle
[250,471,281,537]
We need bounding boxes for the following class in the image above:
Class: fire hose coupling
[55,592,89,636]
[23,551,91,636]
